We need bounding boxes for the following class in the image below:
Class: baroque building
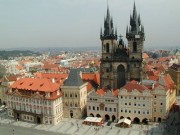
[6,78,63,125]
[100,3,145,90]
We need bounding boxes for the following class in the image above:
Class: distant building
[6,78,63,125]
[0,75,18,105]
[169,64,180,96]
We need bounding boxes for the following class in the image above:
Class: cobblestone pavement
[0,111,177,135]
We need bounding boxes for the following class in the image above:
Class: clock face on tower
[135,35,140,39]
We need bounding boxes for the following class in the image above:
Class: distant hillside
[0,50,41,60]
[0,46,101,55]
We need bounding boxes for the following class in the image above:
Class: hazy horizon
[0,0,180,49]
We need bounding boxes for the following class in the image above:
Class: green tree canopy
[0,64,6,79]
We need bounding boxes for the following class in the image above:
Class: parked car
[0,108,4,112]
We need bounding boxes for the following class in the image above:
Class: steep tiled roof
[121,82,148,93]
[35,72,68,84]
[82,72,100,85]
[143,53,149,59]
[63,68,84,86]
[148,75,159,81]
[97,89,106,96]
[113,89,118,96]
[11,78,60,92]
[164,74,175,89]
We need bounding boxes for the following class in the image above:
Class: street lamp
[12,128,14,135]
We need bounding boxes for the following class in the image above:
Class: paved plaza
[0,111,178,135]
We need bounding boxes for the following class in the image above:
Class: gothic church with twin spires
[100,2,145,90]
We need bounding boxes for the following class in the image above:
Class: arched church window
[106,43,110,53]
[133,42,137,52]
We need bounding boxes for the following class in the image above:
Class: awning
[117,118,131,125]
[84,117,103,123]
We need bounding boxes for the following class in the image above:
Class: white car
[0,108,4,112]
[0,105,5,108]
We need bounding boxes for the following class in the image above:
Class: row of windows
[154,108,163,113]
[120,96,149,100]
[64,100,86,107]
[123,102,146,107]
[8,102,53,115]
[44,117,52,124]
[23,115,33,121]
[105,99,114,103]
[89,98,97,101]
[154,102,163,106]
[8,96,52,105]
[63,91,86,98]
[89,106,116,112]
[89,98,115,102]
[121,109,150,114]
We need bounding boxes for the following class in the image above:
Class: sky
[0,0,180,49]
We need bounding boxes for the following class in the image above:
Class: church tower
[100,5,129,90]
[126,2,145,81]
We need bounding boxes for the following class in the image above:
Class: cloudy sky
[0,0,179,49]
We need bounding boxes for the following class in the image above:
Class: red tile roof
[164,74,175,89]
[97,89,107,96]
[143,53,149,59]
[82,72,100,85]
[148,75,159,81]
[35,72,68,84]
[11,78,60,92]
[113,89,119,96]
[122,82,148,93]
[96,89,118,97]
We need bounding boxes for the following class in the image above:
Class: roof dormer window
[45,92,50,98]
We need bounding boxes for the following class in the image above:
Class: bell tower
[126,2,145,81]
[100,5,118,89]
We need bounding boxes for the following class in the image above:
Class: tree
[0,64,6,79]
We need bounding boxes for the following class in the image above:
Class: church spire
[100,2,117,40]
[127,1,145,40]
[133,1,137,21]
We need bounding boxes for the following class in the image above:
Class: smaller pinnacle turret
[126,1,145,40]
[100,3,117,40]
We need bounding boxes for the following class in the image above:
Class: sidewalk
[0,115,170,135]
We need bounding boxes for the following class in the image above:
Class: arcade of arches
[89,114,116,122]
[89,114,152,124]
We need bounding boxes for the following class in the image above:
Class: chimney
[152,83,155,89]
[52,78,55,83]
[79,71,82,78]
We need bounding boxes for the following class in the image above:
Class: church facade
[100,3,145,90]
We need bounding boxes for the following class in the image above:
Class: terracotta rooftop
[11,78,60,92]
[121,82,148,93]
